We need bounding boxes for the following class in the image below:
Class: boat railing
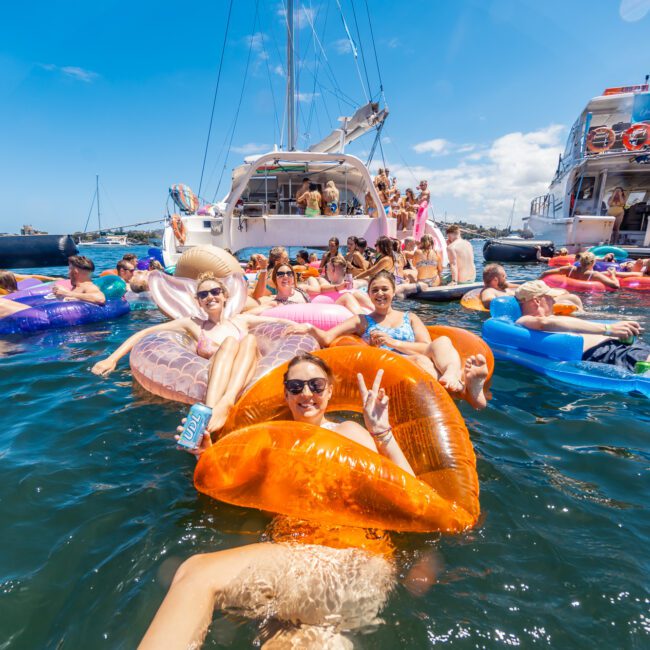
[530,194,562,218]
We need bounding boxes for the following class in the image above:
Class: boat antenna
[287,0,296,150]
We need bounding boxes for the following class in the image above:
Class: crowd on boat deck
[292,168,431,228]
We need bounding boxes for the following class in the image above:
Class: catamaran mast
[286,0,296,151]
[96,174,102,233]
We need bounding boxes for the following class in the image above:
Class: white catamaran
[161,0,444,267]
[525,82,650,250]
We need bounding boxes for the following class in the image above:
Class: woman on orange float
[180,352,415,478]
[287,270,489,409]
[540,251,620,291]
[92,271,292,432]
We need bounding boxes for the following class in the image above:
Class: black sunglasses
[196,287,224,300]
[275,270,293,278]
[284,378,328,394]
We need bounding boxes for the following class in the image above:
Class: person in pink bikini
[91,272,292,432]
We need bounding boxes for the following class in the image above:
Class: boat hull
[525,214,615,249]
[0,235,78,268]
[483,238,554,263]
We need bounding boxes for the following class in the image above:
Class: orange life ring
[171,214,186,246]
[586,127,615,153]
[622,123,649,151]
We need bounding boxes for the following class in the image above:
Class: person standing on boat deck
[402,188,418,231]
[446,225,476,284]
[304,183,322,217]
[374,167,389,189]
[417,180,430,206]
[514,281,647,373]
[295,177,310,215]
[377,182,392,217]
[321,180,340,216]
[365,189,377,217]
[607,186,627,243]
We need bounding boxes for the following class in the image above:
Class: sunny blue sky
[1,0,648,234]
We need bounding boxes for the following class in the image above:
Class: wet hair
[268,246,288,270]
[577,251,595,269]
[420,234,434,251]
[446,224,460,236]
[483,263,505,284]
[367,269,396,292]
[122,253,138,264]
[0,271,18,293]
[116,259,134,273]
[284,352,334,384]
[68,255,95,272]
[271,262,297,286]
[129,275,149,293]
[296,249,310,265]
[374,236,395,259]
[327,255,347,270]
[196,272,229,299]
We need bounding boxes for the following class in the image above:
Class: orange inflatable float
[195,345,480,533]
[460,287,488,312]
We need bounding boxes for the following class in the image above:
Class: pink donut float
[620,276,650,291]
[542,274,613,293]
[130,322,319,405]
[261,303,353,330]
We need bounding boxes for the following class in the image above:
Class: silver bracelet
[371,427,393,443]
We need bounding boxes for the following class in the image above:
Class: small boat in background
[483,237,554,263]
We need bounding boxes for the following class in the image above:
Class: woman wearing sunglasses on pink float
[92,272,293,432]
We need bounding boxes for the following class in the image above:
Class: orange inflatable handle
[196,346,480,533]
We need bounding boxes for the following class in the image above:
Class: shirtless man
[417,180,430,205]
[480,264,519,307]
[446,224,476,283]
[116,259,136,288]
[515,281,647,372]
[52,255,106,304]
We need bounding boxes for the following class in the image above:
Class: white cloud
[232,142,271,155]
[276,4,317,29]
[332,38,352,55]
[386,37,400,49]
[40,63,98,83]
[413,138,451,155]
[386,124,566,227]
[619,0,650,21]
[272,64,284,76]
[297,92,320,103]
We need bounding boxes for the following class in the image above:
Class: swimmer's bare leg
[426,336,465,395]
[335,293,365,314]
[139,543,281,650]
[207,334,258,432]
[0,299,30,318]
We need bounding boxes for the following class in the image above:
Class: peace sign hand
[357,369,390,435]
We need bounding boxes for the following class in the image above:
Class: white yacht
[80,234,129,247]
[161,0,444,266]
[525,83,650,249]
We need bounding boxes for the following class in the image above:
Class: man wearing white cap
[515,281,649,372]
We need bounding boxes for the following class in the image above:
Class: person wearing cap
[539,251,620,289]
[515,281,648,373]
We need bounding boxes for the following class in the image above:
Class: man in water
[483,265,583,311]
[515,281,647,372]
[446,224,476,284]
[116,259,136,287]
[52,255,106,304]
[480,264,519,307]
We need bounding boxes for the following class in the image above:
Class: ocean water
[1,243,649,648]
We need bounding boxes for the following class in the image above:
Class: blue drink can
[177,403,212,450]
